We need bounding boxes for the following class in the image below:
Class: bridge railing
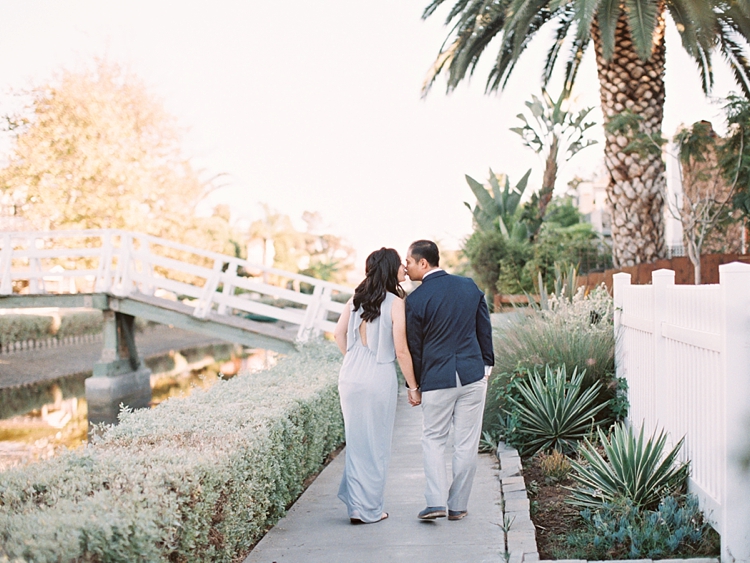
[0,230,353,341]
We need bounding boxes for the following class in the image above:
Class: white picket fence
[614,264,750,562]
[0,230,353,342]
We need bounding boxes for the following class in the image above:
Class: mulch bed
[521,454,579,558]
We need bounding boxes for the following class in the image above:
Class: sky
[0,1,740,275]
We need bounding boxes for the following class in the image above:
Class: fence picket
[616,263,750,561]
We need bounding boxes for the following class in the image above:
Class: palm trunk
[539,136,558,218]
[592,7,667,267]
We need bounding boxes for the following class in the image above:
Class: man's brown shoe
[448,510,467,520]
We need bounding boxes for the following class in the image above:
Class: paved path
[0,327,228,388]
[244,388,504,563]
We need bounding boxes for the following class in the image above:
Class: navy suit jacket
[405,270,494,392]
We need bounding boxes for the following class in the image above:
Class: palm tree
[422,0,750,267]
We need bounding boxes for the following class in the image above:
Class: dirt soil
[522,455,579,558]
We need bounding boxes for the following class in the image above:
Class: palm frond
[507,0,555,63]
[489,7,559,92]
[679,0,721,50]
[562,29,591,96]
[597,0,621,60]
[542,8,575,86]
[623,0,661,60]
[422,1,496,94]
[573,0,600,45]
[422,0,464,20]
[718,25,750,98]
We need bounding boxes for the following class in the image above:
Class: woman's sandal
[349,512,388,525]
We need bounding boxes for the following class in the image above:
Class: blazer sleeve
[405,297,423,386]
[476,293,494,367]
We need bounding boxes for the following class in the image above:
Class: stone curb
[495,442,720,563]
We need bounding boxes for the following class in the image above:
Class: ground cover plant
[523,453,720,559]
[521,418,717,558]
[0,341,344,562]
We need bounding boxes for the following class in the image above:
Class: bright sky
[0,1,740,274]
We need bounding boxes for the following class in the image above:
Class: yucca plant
[568,422,690,510]
[506,365,608,456]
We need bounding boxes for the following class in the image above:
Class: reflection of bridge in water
[0,230,352,426]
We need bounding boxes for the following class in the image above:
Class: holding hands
[407,387,421,407]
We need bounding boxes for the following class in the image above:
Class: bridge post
[85,309,151,430]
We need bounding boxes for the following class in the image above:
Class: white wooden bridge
[0,229,352,352]
[0,230,353,425]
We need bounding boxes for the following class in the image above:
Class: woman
[333,247,421,524]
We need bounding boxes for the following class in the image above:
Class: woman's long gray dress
[337,292,398,523]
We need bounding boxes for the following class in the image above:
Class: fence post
[613,273,630,424]
[29,236,42,294]
[298,284,323,342]
[720,261,750,562]
[652,269,675,442]
[613,272,630,342]
[96,231,113,293]
[217,260,238,316]
[194,258,223,319]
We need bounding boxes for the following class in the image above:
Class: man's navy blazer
[405,270,494,392]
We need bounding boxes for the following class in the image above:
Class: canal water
[0,347,278,471]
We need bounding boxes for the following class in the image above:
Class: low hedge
[0,314,52,347]
[0,311,157,348]
[55,311,104,339]
[0,341,344,562]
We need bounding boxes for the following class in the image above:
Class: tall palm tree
[422,0,750,267]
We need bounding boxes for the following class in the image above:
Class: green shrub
[492,284,615,387]
[506,365,608,456]
[0,314,53,346]
[569,422,690,510]
[486,284,619,439]
[564,494,719,559]
[55,310,103,338]
[0,341,344,562]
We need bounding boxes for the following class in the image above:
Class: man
[404,240,494,521]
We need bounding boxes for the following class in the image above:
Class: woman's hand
[407,388,421,407]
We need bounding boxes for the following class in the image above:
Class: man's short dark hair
[409,240,440,267]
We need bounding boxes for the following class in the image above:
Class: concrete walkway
[244,388,504,563]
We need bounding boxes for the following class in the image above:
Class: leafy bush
[0,342,344,562]
[486,284,619,441]
[565,494,719,559]
[493,284,615,386]
[55,310,103,338]
[0,314,52,346]
[506,365,608,455]
[569,422,689,510]
[463,228,508,298]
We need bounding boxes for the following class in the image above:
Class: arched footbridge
[0,230,352,425]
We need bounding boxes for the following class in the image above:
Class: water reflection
[0,348,277,471]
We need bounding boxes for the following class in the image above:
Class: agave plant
[568,422,690,510]
[506,365,608,455]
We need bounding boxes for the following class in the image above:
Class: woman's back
[346,291,396,364]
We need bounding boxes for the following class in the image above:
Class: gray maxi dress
[337,292,399,522]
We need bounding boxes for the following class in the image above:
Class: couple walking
[333,240,494,524]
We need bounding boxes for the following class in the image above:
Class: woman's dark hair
[352,247,405,322]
